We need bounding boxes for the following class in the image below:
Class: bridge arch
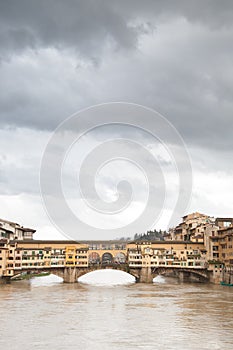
[114,252,126,264]
[102,252,113,265]
[151,267,209,282]
[89,252,100,264]
[78,268,136,285]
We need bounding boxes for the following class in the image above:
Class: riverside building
[0,213,233,283]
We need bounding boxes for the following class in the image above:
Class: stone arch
[179,269,209,282]
[114,252,126,264]
[151,267,209,282]
[50,270,64,280]
[89,252,101,265]
[102,252,113,265]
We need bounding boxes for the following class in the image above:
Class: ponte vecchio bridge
[0,239,212,283]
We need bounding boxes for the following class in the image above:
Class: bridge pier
[63,267,78,283]
[139,267,153,283]
[178,270,187,282]
[0,276,11,284]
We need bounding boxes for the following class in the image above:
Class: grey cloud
[0,0,140,60]
[0,1,233,149]
[1,1,233,59]
[1,1,233,238]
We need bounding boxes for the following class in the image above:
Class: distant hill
[133,229,165,241]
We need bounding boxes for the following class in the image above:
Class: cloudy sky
[0,0,232,240]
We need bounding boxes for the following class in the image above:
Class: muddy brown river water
[0,276,233,350]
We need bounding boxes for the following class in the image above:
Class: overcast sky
[0,1,233,240]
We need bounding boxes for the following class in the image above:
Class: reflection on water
[153,275,166,283]
[0,276,233,350]
[30,274,63,287]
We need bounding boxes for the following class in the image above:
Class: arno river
[0,275,233,350]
